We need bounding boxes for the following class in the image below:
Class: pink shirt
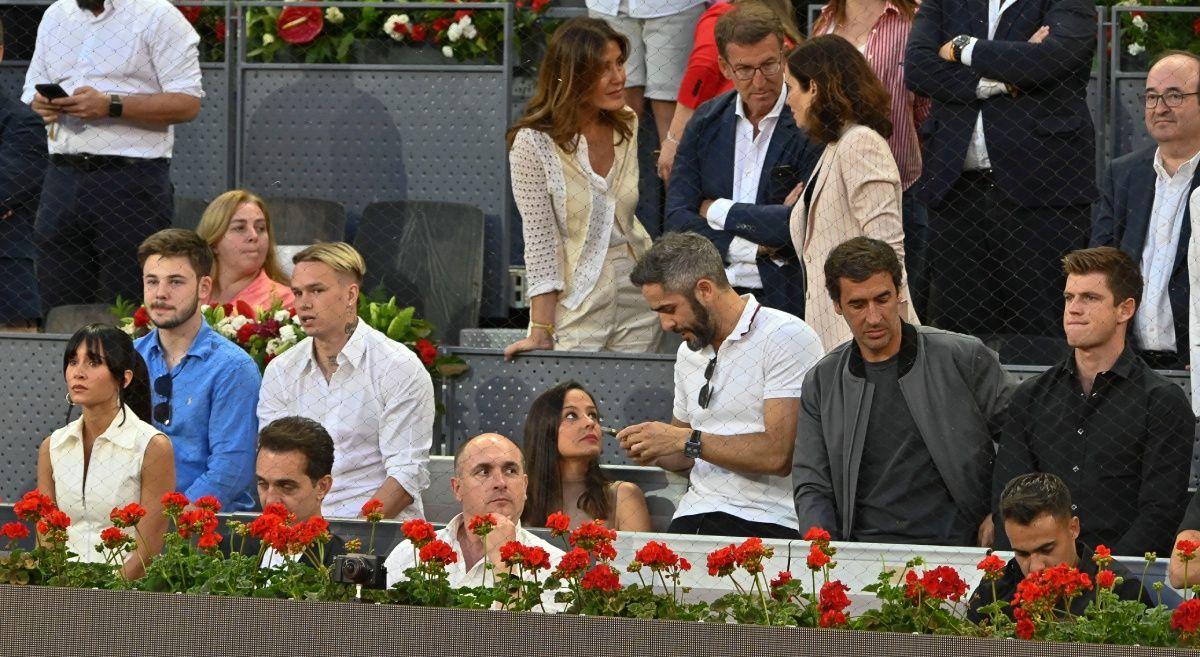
[205,268,295,311]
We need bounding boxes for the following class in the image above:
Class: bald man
[382,434,565,608]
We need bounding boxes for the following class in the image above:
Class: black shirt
[966,542,1148,623]
[992,347,1194,556]
[1180,489,1200,534]
[852,354,971,545]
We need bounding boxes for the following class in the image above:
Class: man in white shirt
[664,4,820,319]
[22,0,202,312]
[383,433,565,611]
[258,242,435,521]
[620,232,824,538]
[1092,51,1200,370]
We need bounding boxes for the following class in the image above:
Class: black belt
[50,153,168,171]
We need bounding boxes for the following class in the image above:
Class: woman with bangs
[504,18,662,359]
[36,324,175,579]
[521,381,651,532]
[196,189,294,311]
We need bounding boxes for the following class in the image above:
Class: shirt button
[1072,465,1080,472]
[1071,504,1078,511]
[1076,428,1084,435]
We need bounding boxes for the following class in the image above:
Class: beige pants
[556,244,662,353]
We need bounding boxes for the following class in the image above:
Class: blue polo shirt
[135,321,260,510]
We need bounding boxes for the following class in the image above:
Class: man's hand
[939,40,956,62]
[757,245,779,258]
[784,181,805,207]
[699,199,714,218]
[977,513,995,548]
[618,422,689,465]
[1028,25,1049,44]
[485,515,519,570]
[657,139,678,182]
[54,86,110,121]
[30,93,61,124]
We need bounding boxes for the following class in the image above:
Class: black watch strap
[108,94,122,118]
[684,429,702,459]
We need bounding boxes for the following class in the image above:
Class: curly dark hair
[785,35,892,144]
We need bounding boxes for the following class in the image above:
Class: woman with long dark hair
[521,381,651,531]
[36,324,175,579]
[505,18,662,358]
[784,35,917,351]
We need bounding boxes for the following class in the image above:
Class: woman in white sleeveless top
[36,324,175,580]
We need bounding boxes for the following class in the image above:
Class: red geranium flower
[362,498,385,522]
[418,538,458,566]
[581,563,622,592]
[569,519,617,559]
[977,553,1006,581]
[161,491,189,515]
[14,490,54,522]
[197,531,223,550]
[544,512,570,536]
[806,543,831,571]
[734,536,771,574]
[133,306,151,328]
[819,580,851,614]
[1096,569,1116,590]
[804,526,831,546]
[110,503,147,529]
[177,5,202,24]
[468,514,496,537]
[2,522,29,541]
[1092,544,1112,568]
[770,571,793,590]
[194,495,222,513]
[819,610,847,628]
[1178,539,1200,561]
[554,547,590,578]
[634,540,680,571]
[42,508,70,530]
[402,518,436,547]
[177,508,218,539]
[99,526,131,550]
[706,544,737,577]
[1015,615,1036,640]
[414,338,438,366]
[1172,598,1200,639]
[522,545,551,571]
[918,565,968,602]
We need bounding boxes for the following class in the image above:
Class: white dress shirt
[671,295,824,530]
[20,0,204,158]
[705,88,787,290]
[258,318,435,520]
[958,0,1022,171]
[1136,150,1200,352]
[383,513,566,611]
[1187,187,1200,414]
[587,0,704,19]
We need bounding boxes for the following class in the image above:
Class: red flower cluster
[37,508,71,536]
[514,0,551,11]
[177,5,202,24]
[362,498,385,523]
[161,492,189,516]
[13,490,55,523]
[1092,544,1112,568]
[419,539,458,567]
[1172,598,1200,640]
[554,547,591,578]
[804,526,832,545]
[1177,539,1199,561]
[634,541,681,572]
[499,541,551,571]
[707,545,737,577]
[544,512,571,537]
[99,526,133,551]
[468,514,496,538]
[194,496,222,513]
[1096,569,1116,590]
[177,508,219,539]
[977,554,1006,581]
[818,580,851,628]
[1,522,30,542]
[414,339,438,367]
[770,571,792,590]
[569,520,617,561]
[1012,563,1093,619]
[904,566,968,603]
[133,306,151,328]
[109,503,147,529]
[805,526,836,572]
[1014,606,1036,640]
[402,519,437,548]
[581,563,622,592]
[247,504,329,556]
[734,537,772,574]
[807,544,831,571]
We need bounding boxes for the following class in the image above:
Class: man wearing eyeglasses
[1091,51,1200,371]
[664,3,821,320]
[620,232,824,539]
[134,229,261,511]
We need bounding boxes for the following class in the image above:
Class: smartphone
[35,83,68,100]
[770,164,798,187]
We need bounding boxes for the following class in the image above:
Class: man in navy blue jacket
[665,3,821,319]
[0,17,48,330]
[905,0,1096,361]
[1091,52,1200,371]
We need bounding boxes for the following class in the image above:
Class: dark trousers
[925,171,1089,346]
[669,511,801,540]
[35,158,173,311]
[902,189,930,321]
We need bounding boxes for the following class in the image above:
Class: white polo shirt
[21,0,204,158]
[672,295,824,530]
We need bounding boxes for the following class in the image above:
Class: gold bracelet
[528,321,555,337]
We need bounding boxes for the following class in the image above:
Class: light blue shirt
[135,321,260,510]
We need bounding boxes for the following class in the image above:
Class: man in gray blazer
[793,237,1012,547]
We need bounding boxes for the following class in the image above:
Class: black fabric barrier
[0,583,1196,657]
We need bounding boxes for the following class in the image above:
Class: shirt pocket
[78,29,145,82]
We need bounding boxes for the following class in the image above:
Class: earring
[65,392,75,406]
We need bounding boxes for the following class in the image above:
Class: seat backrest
[264,197,347,244]
[44,304,118,335]
[356,201,485,344]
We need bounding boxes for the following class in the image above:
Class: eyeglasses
[153,374,172,426]
[1140,91,1199,108]
[730,58,783,81]
[698,356,717,409]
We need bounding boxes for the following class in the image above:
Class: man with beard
[619,232,823,538]
[21,0,202,311]
[793,237,1011,547]
[134,229,260,510]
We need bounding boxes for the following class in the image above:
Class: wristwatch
[951,35,973,63]
[107,94,123,118]
[683,429,702,459]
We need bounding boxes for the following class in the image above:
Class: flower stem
[753,572,771,625]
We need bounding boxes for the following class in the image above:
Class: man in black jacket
[905,0,1096,360]
[968,473,1146,623]
[0,16,48,330]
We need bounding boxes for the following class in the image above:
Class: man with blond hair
[258,242,435,521]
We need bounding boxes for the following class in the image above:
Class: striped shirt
[815,2,931,190]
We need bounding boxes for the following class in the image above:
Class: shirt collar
[50,405,141,451]
[734,83,788,123]
[1061,344,1138,381]
[1152,148,1200,182]
[148,320,218,362]
[305,317,369,372]
[706,294,762,356]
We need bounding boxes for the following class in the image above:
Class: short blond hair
[292,242,366,284]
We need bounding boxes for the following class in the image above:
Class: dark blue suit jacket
[904,0,1096,209]
[0,94,47,260]
[665,90,823,318]
[1091,146,1200,362]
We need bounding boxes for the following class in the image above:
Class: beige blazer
[788,123,916,351]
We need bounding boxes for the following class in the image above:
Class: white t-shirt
[672,295,824,530]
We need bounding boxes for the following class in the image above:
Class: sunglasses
[698,356,717,409]
[153,374,172,426]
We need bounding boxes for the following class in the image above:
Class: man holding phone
[20,0,203,312]
[664,3,821,319]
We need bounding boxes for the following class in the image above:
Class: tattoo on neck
[344,322,356,336]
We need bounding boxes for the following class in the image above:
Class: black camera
[331,553,388,589]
